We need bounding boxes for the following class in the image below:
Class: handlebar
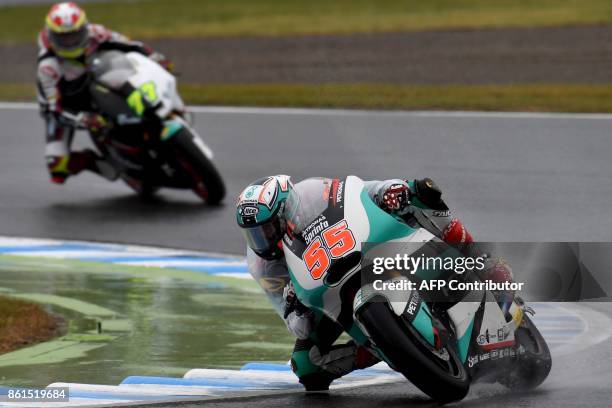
[58,111,87,129]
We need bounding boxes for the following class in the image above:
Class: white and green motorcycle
[282,176,551,403]
[70,50,226,203]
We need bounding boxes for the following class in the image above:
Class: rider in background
[37,2,173,184]
[236,175,514,391]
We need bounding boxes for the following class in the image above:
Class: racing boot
[293,340,379,391]
[48,149,117,184]
[68,149,119,181]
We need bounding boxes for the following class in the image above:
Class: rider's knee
[296,372,335,392]
[291,344,319,378]
[291,341,335,391]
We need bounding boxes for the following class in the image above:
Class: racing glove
[283,281,311,318]
[80,112,108,133]
[282,282,314,340]
[381,183,411,215]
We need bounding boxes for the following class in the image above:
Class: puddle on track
[0,255,293,387]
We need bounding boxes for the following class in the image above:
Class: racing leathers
[246,177,482,391]
[37,24,171,184]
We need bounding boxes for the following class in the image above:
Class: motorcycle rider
[236,175,514,391]
[37,2,173,184]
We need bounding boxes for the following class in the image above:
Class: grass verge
[2,0,612,43]
[3,82,612,113]
[178,83,612,112]
[0,295,63,355]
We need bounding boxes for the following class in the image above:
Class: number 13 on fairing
[303,220,356,279]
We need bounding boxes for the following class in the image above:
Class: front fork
[161,116,215,160]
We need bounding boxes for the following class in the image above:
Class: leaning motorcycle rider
[37,2,173,184]
[236,175,514,391]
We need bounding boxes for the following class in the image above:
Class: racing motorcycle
[282,176,551,403]
[65,50,225,203]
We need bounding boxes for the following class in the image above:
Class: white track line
[0,235,245,261]
[2,101,612,120]
[1,236,608,407]
[547,303,612,356]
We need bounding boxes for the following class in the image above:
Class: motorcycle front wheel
[357,301,470,403]
[169,129,226,205]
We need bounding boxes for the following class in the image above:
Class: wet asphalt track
[2,106,612,253]
[1,105,612,406]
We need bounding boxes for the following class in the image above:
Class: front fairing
[89,51,181,121]
[282,175,421,322]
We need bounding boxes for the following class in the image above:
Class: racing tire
[357,301,470,403]
[170,129,226,205]
[137,182,160,200]
[500,315,552,390]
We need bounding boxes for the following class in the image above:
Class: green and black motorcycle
[282,176,551,403]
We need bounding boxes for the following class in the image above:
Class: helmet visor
[49,25,88,53]
[241,217,284,259]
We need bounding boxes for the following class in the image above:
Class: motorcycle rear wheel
[357,301,470,403]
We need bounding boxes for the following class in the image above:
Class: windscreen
[90,51,136,90]
[284,177,332,234]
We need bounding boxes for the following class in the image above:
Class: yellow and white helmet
[45,2,89,59]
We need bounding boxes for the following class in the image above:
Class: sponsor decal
[244,186,258,199]
[303,214,330,245]
[477,325,513,348]
[433,210,450,217]
[239,206,259,217]
[467,345,525,368]
[303,220,356,280]
[336,181,344,204]
[284,234,294,246]
[237,185,261,206]
[406,290,420,316]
